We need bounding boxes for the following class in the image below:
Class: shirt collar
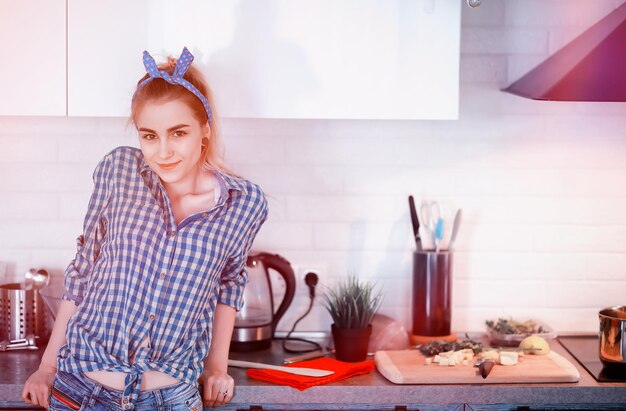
[216,169,248,194]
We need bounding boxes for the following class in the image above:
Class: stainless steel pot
[599,306,626,371]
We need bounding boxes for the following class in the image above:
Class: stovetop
[559,335,626,382]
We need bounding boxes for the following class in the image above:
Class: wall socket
[293,265,326,287]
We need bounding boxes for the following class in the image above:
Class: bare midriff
[83,336,181,391]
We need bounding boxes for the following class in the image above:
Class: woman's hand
[22,364,56,409]
[199,368,234,408]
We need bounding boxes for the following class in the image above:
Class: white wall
[1,0,625,335]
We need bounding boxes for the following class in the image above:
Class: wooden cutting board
[375,349,580,384]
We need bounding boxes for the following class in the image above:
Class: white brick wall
[1,0,625,335]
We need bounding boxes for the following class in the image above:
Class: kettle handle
[252,252,296,335]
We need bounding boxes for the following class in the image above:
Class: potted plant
[321,276,383,362]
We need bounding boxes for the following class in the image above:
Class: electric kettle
[230,252,296,352]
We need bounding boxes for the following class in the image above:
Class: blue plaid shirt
[57,146,267,406]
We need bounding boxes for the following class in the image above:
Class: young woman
[22,47,268,410]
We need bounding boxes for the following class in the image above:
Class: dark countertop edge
[232,385,626,405]
[3,383,626,406]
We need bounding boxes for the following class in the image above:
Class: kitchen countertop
[1,336,625,410]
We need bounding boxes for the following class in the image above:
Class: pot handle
[254,252,296,335]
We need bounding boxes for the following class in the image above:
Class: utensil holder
[0,283,48,344]
[411,250,454,344]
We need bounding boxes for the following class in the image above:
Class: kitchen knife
[491,346,543,353]
[408,195,422,250]
[228,359,335,377]
[283,349,330,364]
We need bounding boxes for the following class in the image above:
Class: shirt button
[149,313,155,320]
[201,212,209,218]
[169,231,176,238]
[160,272,166,279]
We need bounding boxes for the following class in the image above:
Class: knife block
[410,250,456,345]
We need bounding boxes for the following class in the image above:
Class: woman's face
[135,98,209,188]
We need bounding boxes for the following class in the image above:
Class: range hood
[503,3,626,101]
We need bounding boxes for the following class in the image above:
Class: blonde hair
[129,55,233,175]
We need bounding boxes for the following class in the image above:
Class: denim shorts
[48,370,203,411]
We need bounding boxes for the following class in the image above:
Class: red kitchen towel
[246,358,375,390]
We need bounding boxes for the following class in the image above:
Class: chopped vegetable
[481,349,499,361]
[498,351,519,366]
[429,348,474,367]
[419,337,483,357]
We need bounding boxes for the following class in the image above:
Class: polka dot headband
[138,47,213,126]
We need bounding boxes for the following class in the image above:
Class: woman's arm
[23,154,112,408]
[201,302,237,408]
[63,154,112,306]
[22,300,77,408]
[200,188,268,407]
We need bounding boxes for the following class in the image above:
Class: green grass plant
[321,276,383,329]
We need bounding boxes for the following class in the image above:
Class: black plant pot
[331,324,372,362]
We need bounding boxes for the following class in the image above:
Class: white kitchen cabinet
[0,0,66,116]
[67,0,150,117]
[69,0,461,119]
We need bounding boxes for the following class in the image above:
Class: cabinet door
[0,0,66,116]
[67,0,149,117]
[67,0,237,117]
[68,0,460,119]
[67,0,248,118]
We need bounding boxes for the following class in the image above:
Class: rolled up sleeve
[218,194,268,310]
[63,156,112,306]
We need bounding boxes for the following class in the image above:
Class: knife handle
[408,195,422,251]
[479,360,495,378]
